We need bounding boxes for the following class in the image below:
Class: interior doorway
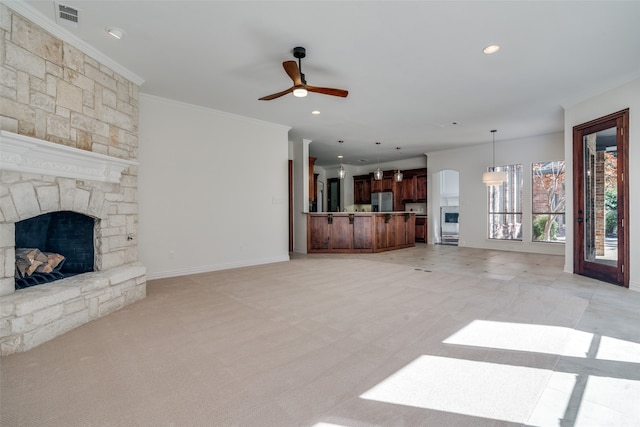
[572,109,629,287]
[434,170,459,245]
[327,178,340,212]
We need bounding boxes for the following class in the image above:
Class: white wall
[564,77,639,290]
[138,94,291,279]
[426,132,565,255]
[291,139,311,253]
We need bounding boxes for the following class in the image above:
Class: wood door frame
[572,109,629,287]
[288,160,293,252]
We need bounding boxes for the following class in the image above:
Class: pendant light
[482,129,507,186]
[373,142,383,180]
[393,147,403,182]
[337,140,346,179]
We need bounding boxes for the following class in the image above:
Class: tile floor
[1,244,639,426]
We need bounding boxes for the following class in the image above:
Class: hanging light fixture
[373,142,383,180]
[482,129,507,186]
[393,147,403,182]
[337,140,346,179]
[337,156,346,179]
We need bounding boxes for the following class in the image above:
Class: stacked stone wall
[0,4,139,160]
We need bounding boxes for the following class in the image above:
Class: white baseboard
[145,255,290,281]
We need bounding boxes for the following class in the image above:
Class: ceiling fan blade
[258,87,294,101]
[307,85,349,98]
[283,60,303,86]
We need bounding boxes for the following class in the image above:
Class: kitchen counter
[307,211,414,215]
[307,212,416,253]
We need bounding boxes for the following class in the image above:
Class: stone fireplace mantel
[1,131,145,356]
[1,131,138,183]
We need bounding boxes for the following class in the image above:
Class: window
[488,164,523,240]
[532,161,566,243]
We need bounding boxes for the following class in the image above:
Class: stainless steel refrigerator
[371,192,393,212]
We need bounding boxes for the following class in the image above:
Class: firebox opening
[15,211,95,289]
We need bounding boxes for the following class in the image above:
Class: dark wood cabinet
[371,176,382,193]
[308,214,330,250]
[331,215,353,250]
[382,175,394,192]
[371,173,394,193]
[353,215,373,249]
[353,175,372,204]
[308,213,414,253]
[398,168,427,203]
[415,174,427,202]
[415,216,426,242]
[401,174,417,201]
[373,213,415,251]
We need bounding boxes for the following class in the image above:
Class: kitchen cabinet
[415,216,426,242]
[399,168,427,202]
[353,175,372,204]
[353,215,373,249]
[374,213,415,250]
[308,214,330,250]
[330,215,353,250]
[371,173,394,193]
[307,213,414,253]
[401,173,417,201]
[415,174,427,202]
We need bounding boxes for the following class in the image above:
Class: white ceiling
[20,0,640,167]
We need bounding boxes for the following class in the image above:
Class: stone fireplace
[0,131,146,355]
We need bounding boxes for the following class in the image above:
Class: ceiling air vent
[55,3,80,28]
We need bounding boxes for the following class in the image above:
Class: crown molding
[3,1,145,86]
[139,93,292,132]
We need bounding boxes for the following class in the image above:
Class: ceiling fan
[259,47,349,101]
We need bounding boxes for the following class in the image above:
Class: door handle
[577,218,584,223]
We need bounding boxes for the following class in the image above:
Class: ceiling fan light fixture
[293,86,308,97]
[483,44,500,54]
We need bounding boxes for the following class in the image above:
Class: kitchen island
[307,212,415,253]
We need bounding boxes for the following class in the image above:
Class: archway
[433,169,460,245]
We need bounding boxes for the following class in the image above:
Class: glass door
[573,110,629,287]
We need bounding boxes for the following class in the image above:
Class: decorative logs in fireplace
[15,248,66,289]
[14,211,95,289]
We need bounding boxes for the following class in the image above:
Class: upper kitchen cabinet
[371,172,394,193]
[415,173,427,202]
[353,175,372,204]
[400,168,427,202]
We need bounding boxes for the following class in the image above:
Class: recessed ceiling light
[483,44,500,54]
[311,110,320,115]
[106,27,125,39]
